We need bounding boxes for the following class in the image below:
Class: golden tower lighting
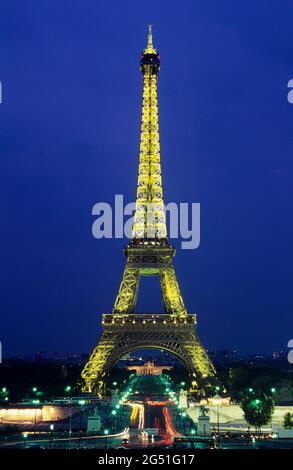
[81,25,216,395]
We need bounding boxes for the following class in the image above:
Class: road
[0,376,182,449]
[124,375,181,447]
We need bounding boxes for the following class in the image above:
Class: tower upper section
[140,24,160,74]
[132,25,167,241]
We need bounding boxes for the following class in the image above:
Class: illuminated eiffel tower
[81,25,216,394]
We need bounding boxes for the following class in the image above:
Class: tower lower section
[81,313,216,395]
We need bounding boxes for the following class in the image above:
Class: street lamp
[78,401,86,446]
[1,388,9,403]
[111,409,118,432]
[67,396,74,446]
[34,407,37,438]
[104,429,109,450]
[50,424,54,446]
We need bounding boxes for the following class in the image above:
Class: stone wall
[187,404,293,426]
[0,405,79,423]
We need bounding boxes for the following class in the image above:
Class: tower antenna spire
[148,22,153,48]
[145,22,156,53]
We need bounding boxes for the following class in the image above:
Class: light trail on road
[129,403,145,430]
[0,428,130,447]
[130,404,139,423]
[138,405,144,430]
[163,407,180,438]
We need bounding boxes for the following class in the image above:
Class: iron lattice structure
[81,25,216,394]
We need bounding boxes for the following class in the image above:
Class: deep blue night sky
[0,0,293,357]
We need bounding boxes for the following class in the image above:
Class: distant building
[272,350,286,361]
[127,360,173,376]
[34,351,46,361]
[241,354,269,366]
[207,350,237,366]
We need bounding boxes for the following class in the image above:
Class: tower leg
[160,259,187,316]
[81,331,120,394]
[113,259,140,314]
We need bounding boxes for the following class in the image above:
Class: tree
[251,373,274,392]
[163,365,191,389]
[283,412,293,429]
[0,424,18,435]
[228,364,293,400]
[274,380,293,403]
[106,367,133,388]
[241,393,274,433]
[229,366,252,398]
